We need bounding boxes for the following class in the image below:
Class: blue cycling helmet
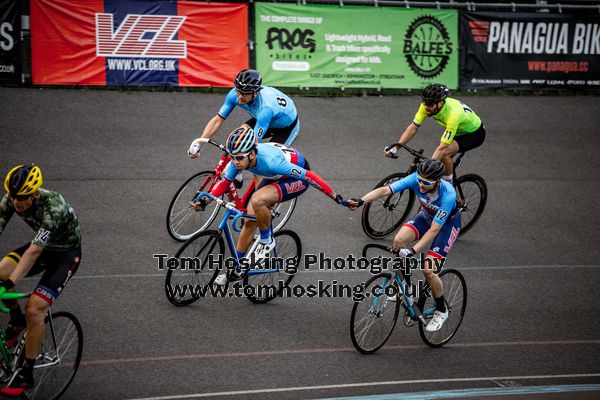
[226,124,258,154]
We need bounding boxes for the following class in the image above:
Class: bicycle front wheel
[271,198,296,233]
[350,273,400,354]
[417,269,467,348]
[244,230,301,304]
[29,311,83,400]
[362,173,415,239]
[454,174,487,237]
[166,171,221,242]
[165,230,224,306]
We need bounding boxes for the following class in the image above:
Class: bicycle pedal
[403,312,417,327]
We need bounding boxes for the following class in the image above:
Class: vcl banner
[30,0,248,86]
[255,3,459,89]
[461,11,600,89]
[0,0,20,84]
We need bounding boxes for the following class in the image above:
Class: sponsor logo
[284,181,306,194]
[34,229,50,245]
[96,13,187,58]
[444,226,460,253]
[479,21,599,55]
[403,16,452,78]
[35,287,56,303]
[1,22,14,51]
[263,27,314,71]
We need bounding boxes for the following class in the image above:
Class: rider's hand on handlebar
[383,146,398,158]
[0,279,15,290]
[191,197,210,212]
[188,142,202,158]
[398,248,416,257]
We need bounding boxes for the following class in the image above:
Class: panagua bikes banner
[255,4,458,89]
[461,11,600,89]
[0,0,20,84]
[30,0,248,86]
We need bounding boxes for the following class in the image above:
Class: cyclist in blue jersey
[188,69,299,158]
[349,160,460,332]
[194,124,349,285]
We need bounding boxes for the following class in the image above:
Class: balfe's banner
[30,0,248,86]
[255,4,458,89]
[0,0,20,84]
[461,12,600,89]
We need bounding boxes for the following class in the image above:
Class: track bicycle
[361,143,487,239]
[350,244,467,354]
[166,138,296,241]
[0,288,83,399]
[165,192,301,305]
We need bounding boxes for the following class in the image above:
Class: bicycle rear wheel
[29,311,83,400]
[417,269,467,347]
[166,171,222,242]
[350,273,400,354]
[454,174,487,237]
[243,230,301,304]
[165,230,224,306]
[362,173,415,239]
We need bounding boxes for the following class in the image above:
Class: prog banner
[255,4,458,89]
[0,0,20,84]
[461,12,600,89]
[30,0,248,86]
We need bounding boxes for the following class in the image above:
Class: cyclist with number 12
[384,83,486,182]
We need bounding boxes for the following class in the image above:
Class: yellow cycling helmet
[4,164,43,197]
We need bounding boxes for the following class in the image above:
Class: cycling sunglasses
[231,153,250,161]
[9,194,32,201]
[416,176,437,187]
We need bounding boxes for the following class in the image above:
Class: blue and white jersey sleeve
[389,173,418,194]
[217,89,238,119]
[254,106,275,141]
[432,183,456,225]
[223,161,240,181]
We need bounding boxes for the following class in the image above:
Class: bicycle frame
[194,192,282,277]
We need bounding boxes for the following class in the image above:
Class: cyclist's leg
[447,124,487,177]
[26,247,81,359]
[422,213,460,301]
[432,140,459,179]
[393,211,429,249]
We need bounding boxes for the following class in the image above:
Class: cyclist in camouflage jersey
[0,165,81,397]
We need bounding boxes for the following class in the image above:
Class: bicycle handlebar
[192,192,256,233]
[0,287,30,313]
[387,143,426,160]
[195,138,229,154]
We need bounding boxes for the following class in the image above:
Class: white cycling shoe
[213,269,243,286]
[253,238,276,263]
[426,310,449,332]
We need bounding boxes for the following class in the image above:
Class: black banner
[460,12,600,90]
[0,0,19,84]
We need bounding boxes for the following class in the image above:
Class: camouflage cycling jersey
[0,188,81,251]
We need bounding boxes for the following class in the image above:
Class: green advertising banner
[255,4,458,89]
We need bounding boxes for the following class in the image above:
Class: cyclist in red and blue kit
[195,124,350,285]
[349,160,460,332]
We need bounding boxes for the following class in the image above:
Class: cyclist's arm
[438,115,459,145]
[413,195,454,252]
[200,114,226,140]
[9,243,43,284]
[277,160,338,200]
[412,222,443,253]
[398,103,427,144]
[254,108,274,141]
[208,164,238,198]
[361,174,415,203]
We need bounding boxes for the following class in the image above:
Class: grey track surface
[1,88,599,400]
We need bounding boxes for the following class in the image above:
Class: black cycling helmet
[4,164,43,197]
[421,83,449,105]
[234,69,262,94]
[417,160,445,181]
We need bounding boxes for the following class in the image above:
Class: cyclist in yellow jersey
[385,84,486,182]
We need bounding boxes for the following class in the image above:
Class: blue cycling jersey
[389,172,457,226]
[218,86,297,141]
[224,143,307,181]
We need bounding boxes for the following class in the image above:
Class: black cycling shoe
[0,369,33,397]
[5,317,26,348]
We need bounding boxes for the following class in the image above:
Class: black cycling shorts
[244,117,298,144]
[454,124,486,152]
[4,244,81,305]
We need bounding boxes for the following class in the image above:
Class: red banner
[30,0,248,87]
